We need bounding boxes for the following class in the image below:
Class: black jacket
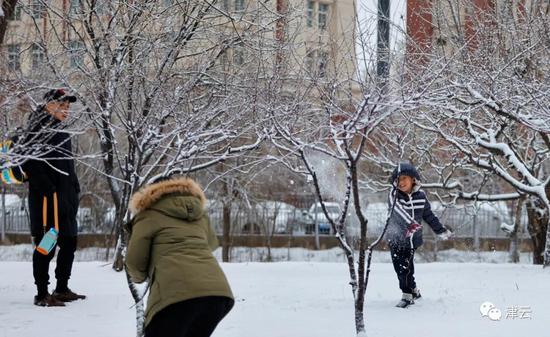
[22,107,80,237]
[386,186,446,249]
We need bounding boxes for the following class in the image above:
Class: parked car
[252,201,300,234]
[77,207,93,232]
[287,209,314,235]
[307,202,341,234]
[207,199,300,235]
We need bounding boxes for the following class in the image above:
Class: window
[234,0,245,12]
[222,0,230,11]
[307,1,314,27]
[69,0,82,15]
[8,3,22,21]
[221,0,246,13]
[305,49,315,73]
[31,0,47,19]
[233,48,244,65]
[68,41,85,68]
[94,0,107,15]
[219,51,229,70]
[69,1,106,17]
[318,3,329,30]
[307,1,330,30]
[31,44,45,70]
[317,50,328,77]
[7,45,21,71]
[305,49,329,78]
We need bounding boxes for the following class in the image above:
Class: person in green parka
[126,177,234,337]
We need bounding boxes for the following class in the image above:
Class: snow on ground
[0,246,548,337]
[0,244,536,264]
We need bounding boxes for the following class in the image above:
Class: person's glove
[405,223,422,238]
[437,229,454,241]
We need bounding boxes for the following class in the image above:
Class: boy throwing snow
[386,163,453,308]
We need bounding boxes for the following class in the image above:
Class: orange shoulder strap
[42,192,60,233]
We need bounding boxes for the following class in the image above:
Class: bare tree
[263,7,432,330]
[407,0,550,265]
[3,1,287,334]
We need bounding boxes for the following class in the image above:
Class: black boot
[52,288,86,302]
[34,293,66,307]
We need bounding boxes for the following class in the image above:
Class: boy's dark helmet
[390,163,421,183]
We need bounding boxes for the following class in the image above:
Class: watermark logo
[480,302,501,321]
[480,302,532,321]
[505,306,532,320]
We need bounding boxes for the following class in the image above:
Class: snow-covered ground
[0,244,536,264]
[0,245,547,337]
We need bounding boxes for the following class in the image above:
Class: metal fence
[2,202,530,240]
[207,202,530,239]
[1,205,112,234]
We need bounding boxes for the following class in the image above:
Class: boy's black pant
[145,296,234,337]
[390,245,416,294]
[32,234,77,296]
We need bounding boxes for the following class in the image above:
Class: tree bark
[219,166,235,263]
[222,199,231,262]
[112,208,128,271]
[526,198,547,265]
[508,197,525,263]
[125,269,146,337]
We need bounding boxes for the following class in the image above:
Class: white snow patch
[0,261,547,337]
[0,245,536,264]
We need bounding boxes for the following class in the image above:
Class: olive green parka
[125,178,233,327]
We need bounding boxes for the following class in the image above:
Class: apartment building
[406,0,549,56]
[1,0,357,84]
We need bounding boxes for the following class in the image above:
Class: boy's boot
[395,293,414,308]
[412,287,421,300]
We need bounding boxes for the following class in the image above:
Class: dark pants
[390,245,416,294]
[145,296,234,337]
[32,234,77,297]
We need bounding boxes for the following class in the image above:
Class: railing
[1,206,111,234]
[2,204,530,240]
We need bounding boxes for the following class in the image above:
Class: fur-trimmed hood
[129,177,206,215]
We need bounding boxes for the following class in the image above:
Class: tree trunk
[112,227,126,271]
[526,199,547,265]
[508,197,525,263]
[509,231,520,263]
[545,220,550,267]
[544,185,550,267]
[125,269,146,337]
[222,200,231,262]
[112,207,129,271]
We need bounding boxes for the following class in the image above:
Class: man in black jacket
[23,89,86,307]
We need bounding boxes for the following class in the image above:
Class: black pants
[390,245,416,294]
[145,296,234,337]
[32,234,77,296]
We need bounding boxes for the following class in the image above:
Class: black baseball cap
[43,88,77,103]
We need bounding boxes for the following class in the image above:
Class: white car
[307,202,341,234]
[254,201,300,234]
